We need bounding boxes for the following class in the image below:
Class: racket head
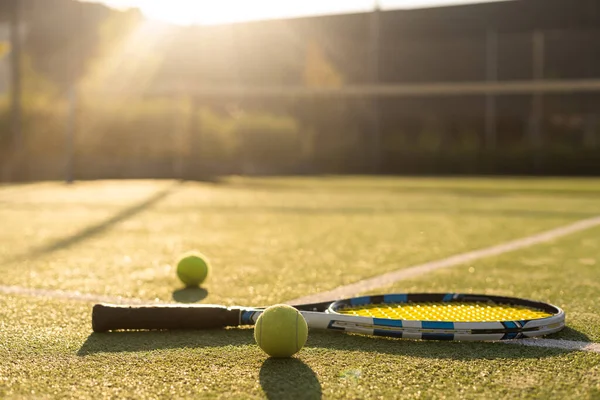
[322,293,565,339]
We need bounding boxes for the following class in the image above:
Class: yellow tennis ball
[176,253,209,287]
[254,304,308,358]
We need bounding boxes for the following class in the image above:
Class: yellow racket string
[336,302,552,322]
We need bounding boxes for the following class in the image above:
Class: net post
[7,0,22,181]
[530,30,545,172]
[172,92,186,181]
[65,84,77,184]
[187,95,201,180]
[485,28,498,151]
[368,1,382,173]
[64,2,83,184]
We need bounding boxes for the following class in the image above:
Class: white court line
[506,339,600,354]
[287,215,600,305]
[3,216,598,306]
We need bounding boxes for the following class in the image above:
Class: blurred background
[0,0,599,182]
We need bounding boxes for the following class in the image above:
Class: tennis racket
[92,293,565,341]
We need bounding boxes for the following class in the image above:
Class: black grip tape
[92,303,243,332]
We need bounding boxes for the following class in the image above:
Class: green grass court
[1,177,599,399]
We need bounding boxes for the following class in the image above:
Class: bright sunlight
[96,0,372,25]
[92,0,504,26]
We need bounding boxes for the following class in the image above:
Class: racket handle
[92,303,244,332]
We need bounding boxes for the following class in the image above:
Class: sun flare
[94,1,505,26]
[97,0,375,26]
[136,0,238,25]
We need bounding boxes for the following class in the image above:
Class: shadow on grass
[305,327,590,360]
[218,177,600,197]
[180,176,225,185]
[172,287,208,303]
[144,204,599,220]
[387,185,600,198]
[77,329,255,356]
[77,326,588,360]
[3,182,180,264]
[546,326,592,342]
[259,358,322,400]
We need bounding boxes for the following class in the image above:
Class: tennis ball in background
[254,304,308,358]
[176,252,209,287]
